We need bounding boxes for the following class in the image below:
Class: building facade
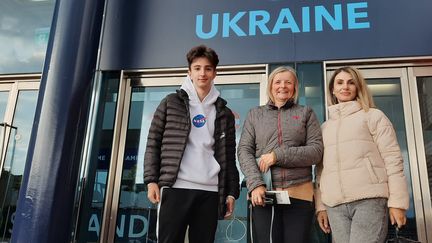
[0,0,431,242]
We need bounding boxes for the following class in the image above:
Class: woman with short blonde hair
[267,66,299,103]
[239,66,323,242]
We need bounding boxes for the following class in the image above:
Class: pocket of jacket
[364,157,379,184]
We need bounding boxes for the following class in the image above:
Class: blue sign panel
[100,0,432,70]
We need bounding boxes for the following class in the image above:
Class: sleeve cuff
[273,148,283,164]
[226,195,236,202]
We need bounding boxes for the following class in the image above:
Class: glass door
[111,83,175,243]
[408,66,432,243]
[0,80,40,242]
[104,74,263,242]
[72,72,122,243]
[71,69,265,243]
[361,68,421,241]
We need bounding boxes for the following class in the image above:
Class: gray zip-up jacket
[238,100,323,193]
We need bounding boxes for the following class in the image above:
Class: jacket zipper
[277,110,283,145]
[277,109,284,183]
[176,96,192,180]
[336,110,346,199]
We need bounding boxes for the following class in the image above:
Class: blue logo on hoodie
[192,114,206,128]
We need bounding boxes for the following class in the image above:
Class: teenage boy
[144,45,240,243]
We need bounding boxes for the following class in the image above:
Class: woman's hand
[389,207,407,228]
[250,186,267,207]
[259,152,276,172]
[317,211,331,233]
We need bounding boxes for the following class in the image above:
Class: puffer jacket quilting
[315,101,409,212]
[238,101,323,193]
[144,89,240,219]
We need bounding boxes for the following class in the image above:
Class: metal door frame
[0,76,40,241]
[0,79,40,179]
[407,66,432,242]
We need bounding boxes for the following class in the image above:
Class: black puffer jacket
[144,89,240,219]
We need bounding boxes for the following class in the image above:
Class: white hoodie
[172,76,221,192]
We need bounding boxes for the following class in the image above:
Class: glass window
[0,0,55,74]
[0,90,38,242]
[416,76,432,213]
[0,91,10,152]
[0,91,9,121]
[114,85,174,242]
[297,63,325,123]
[73,72,120,242]
[367,78,418,240]
[110,83,260,242]
[215,84,259,243]
[269,63,325,123]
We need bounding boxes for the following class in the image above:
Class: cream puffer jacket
[315,101,409,212]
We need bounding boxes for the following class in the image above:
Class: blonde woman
[238,66,323,242]
[315,66,409,243]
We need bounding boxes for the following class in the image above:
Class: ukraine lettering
[196,2,370,39]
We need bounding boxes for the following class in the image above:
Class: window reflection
[0,90,38,242]
[270,63,325,123]
[368,78,418,240]
[215,84,259,243]
[0,0,55,74]
[112,83,260,242]
[74,73,120,242]
[416,77,432,207]
[0,92,9,121]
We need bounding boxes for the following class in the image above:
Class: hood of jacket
[180,76,220,106]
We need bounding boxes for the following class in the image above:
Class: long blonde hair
[267,66,299,103]
[328,66,375,111]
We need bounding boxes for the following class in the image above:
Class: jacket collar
[177,89,227,110]
[180,76,220,105]
[266,98,295,110]
[177,89,189,101]
[328,101,362,119]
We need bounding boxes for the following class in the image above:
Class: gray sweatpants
[326,198,388,243]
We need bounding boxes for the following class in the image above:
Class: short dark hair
[186,45,219,69]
